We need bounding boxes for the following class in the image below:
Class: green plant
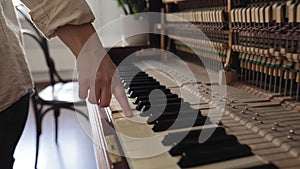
[117,0,148,15]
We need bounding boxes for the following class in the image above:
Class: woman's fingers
[88,78,99,104]
[99,85,112,107]
[113,88,133,117]
[112,73,133,117]
[78,78,89,100]
[78,54,132,117]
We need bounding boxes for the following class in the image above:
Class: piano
[87,0,300,168]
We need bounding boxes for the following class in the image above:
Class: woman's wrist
[55,23,96,58]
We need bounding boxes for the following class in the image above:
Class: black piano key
[147,109,204,124]
[124,80,158,88]
[126,83,160,93]
[147,109,200,124]
[127,85,165,94]
[138,97,182,106]
[137,97,182,111]
[162,127,226,146]
[122,76,148,81]
[151,112,204,125]
[173,133,236,148]
[149,109,197,117]
[178,145,253,168]
[120,75,154,82]
[152,116,210,132]
[119,70,145,74]
[132,93,178,104]
[245,163,279,169]
[122,77,154,84]
[121,75,152,80]
[119,72,147,78]
[118,67,140,72]
[123,79,155,87]
[140,101,190,116]
[129,88,171,98]
[173,135,241,156]
[169,135,238,156]
[119,70,141,74]
[120,75,149,81]
[245,163,278,169]
[117,66,140,71]
[119,69,144,73]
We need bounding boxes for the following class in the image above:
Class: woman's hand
[56,23,133,117]
[77,53,133,117]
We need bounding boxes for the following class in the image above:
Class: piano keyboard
[83,60,299,169]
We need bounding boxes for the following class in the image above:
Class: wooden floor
[13,103,97,169]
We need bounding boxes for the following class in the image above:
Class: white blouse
[0,0,95,111]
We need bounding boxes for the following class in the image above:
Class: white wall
[91,0,124,46]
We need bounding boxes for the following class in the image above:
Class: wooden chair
[16,5,89,168]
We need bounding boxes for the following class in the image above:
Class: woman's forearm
[55,23,97,57]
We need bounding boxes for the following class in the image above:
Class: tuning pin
[255,113,260,117]
[258,120,263,124]
[272,126,277,131]
[274,122,280,126]
[289,129,295,135]
[286,135,293,140]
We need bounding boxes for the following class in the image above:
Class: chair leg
[32,100,42,169]
[54,109,60,144]
[35,130,40,169]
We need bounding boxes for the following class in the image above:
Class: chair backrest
[16,4,66,86]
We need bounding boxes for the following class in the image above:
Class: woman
[0,0,132,168]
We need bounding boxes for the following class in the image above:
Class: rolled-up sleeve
[21,0,95,38]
